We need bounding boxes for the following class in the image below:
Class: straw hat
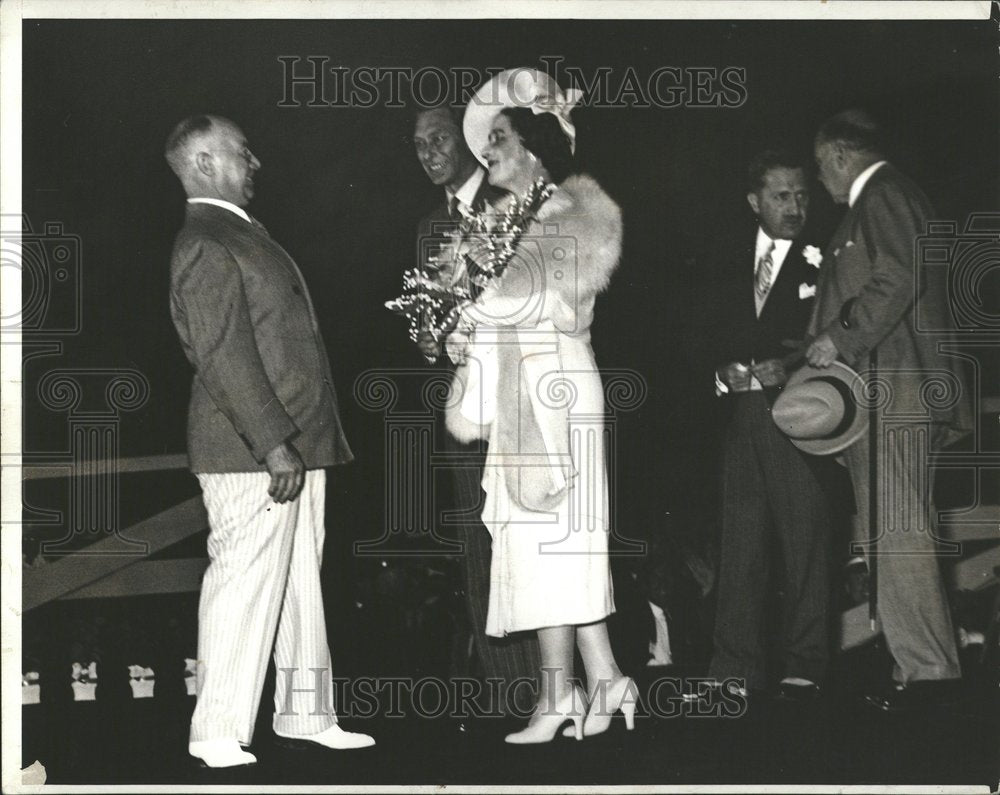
[772,361,868,455]
[463,67,583,167]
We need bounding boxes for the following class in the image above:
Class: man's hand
[416,330,440,360]
[805,333,839,368]
[750,358,787,387]
[264,441,305,504]
[718,362,752,393]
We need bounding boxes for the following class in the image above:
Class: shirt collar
[446,168,485,213]
[187,197,251,224]
[755,227,793,261]
[849,160,887,207]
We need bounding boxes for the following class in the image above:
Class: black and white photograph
[2,1,998,791]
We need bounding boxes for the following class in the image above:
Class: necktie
[448,195,460,220]
[754,240,775,313]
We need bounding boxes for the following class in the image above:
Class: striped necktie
[754,239,775,314]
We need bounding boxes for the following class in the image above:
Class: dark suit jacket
[704,223,853,505]
[707,224,820,381]
[808,163,972,445]
[169,202,353,473]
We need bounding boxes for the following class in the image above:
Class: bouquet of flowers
[385,178,557,362]
[383,252,464,358]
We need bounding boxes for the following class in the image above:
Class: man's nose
[249,153,261,170]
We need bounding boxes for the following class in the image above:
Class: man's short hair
[816,109,884,155]
[747,149,806,193]
[164,115,215,176]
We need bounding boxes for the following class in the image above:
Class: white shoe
[562,676,638,738]
[189,738,257,768]
[505,686,586,744]
[274,723,375,750]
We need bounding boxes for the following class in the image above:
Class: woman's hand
[445,328,472,365]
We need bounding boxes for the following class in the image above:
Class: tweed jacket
[169,202,353,473]
[808,163,972,445]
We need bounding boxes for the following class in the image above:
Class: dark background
[16,17,1000,785]
[21,16,998,568]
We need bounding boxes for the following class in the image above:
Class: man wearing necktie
[411,105,540,720]
[165,115,373,767]
[704,150,834,701]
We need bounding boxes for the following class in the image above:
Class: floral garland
[385,177,557,361]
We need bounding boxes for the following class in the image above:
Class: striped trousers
[709,393,832,690]
[190,469,337,745]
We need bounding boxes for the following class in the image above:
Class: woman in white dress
[445,69,636,744]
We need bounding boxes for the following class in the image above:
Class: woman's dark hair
[500,106,576,183]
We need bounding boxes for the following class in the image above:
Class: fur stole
[445,173,623,447]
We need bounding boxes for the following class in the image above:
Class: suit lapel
[254,231,321,330]
[759,237,821,326]
[816,205,855,302]
[759,242,799,320]
[191,204,321,333]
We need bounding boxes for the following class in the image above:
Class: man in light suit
[411,105,540,718]
[704,150,836,700]
[807,109,971,711]
[166,115,374,766]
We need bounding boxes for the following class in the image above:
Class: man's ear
[746,191,760,215]
[195,151,215,178]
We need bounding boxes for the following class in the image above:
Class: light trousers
[190,469,337,744]
[844,424,961,683]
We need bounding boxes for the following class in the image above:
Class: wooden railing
[22,454,209,611]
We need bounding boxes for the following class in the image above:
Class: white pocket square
[799,282,817,299]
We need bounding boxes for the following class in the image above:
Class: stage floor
[21,658,1000,788]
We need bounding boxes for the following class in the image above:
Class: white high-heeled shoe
[563,676,638,738]
[505,686,587,744]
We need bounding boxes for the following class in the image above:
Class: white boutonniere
[803,245,823,268]
[799,282,817,300]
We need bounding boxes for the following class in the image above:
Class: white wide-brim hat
[463,68,584,167]
[772,361,869,455]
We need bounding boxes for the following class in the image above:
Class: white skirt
[480,344,615,637]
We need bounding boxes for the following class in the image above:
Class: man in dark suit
[705,150,834,700]
[166,115,373,766]
[807,109,971,711]
[411,105,540,717]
